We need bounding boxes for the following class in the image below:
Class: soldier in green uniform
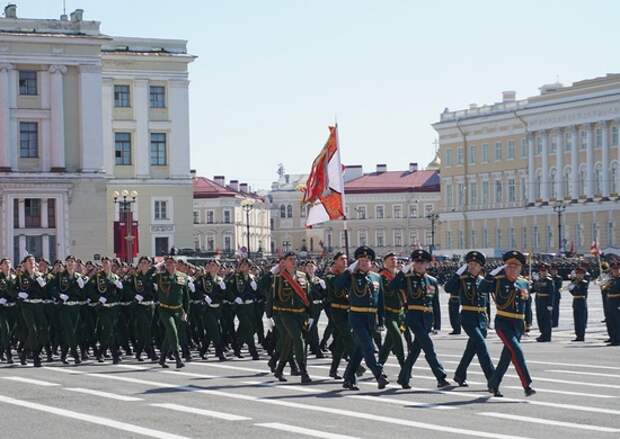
[0,258,17,364]
[445,251,495,387]
[304,260,327,359]
[604,261,620,346]
[87,257,124,364]
[337,246,389,390]
[39,259,58,362]
[51,256,87,364]
[129,257,158,362]
[79,262,98,361]
[152,256,190,369]
[481,251,535,397]
[266,251,312,384]
[15,255,49,367]
[227,259,260,360]
[568,266,589,342]
[550,264,563,328]
[198,259,227,360]
[377,252,405,369]
[532,262,555,342]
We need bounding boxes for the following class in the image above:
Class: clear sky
[14,0,620,189]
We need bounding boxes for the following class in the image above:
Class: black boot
[300,364,312,385]
[159,351,169,368]
[182,347,192,362]
[274,363,287,382]
[173,350,185,369]
[289,359,300,376]
[112,351,121,365]
[71,348,81,365]
[250,347,259,361]
[95,348,104,363]
[60,347,69,365]
[19,350,27,366]
[80,345,89,361]
[5,348,12,365]
[148,348,159,362]
[135,349,144,362]
[329,363,342,380]
[216,348,226,361]
[268,355,277,373]
[33,351,42,368]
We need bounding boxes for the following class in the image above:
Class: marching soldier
[227,259,260,360]
[198,259,228,360]
[445,251,495,387]
[481,251,535,397]
[129,257,158,362]
[0,258,16,364]
[446,265,462,335]
[393,249,449,389]
[153,256,190,369]
[550,264,563,328]
[337,246,389,390]
[377,252,405,369]
[604,261,620,346]
[532,262,555,342]
[568,266,589,342]
[304,260,327,359]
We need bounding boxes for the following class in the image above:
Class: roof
[344,169,440,194]
[193,176,263,201]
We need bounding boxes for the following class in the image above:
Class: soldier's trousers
[204,306,224,352]
[343,313,383,384]
[535,297,552,341]
[307,302,323,353]
[603,293,613,340]
[134,303,155,354]
[0,306,17,351]
[97,307,119,353]
[236,303,257,351]
[254,302,265,344]
[275,313,306,372]
[398,311,447,385]
[44,303,60,351]
[21,302,49,354]
[159,308,184,354]
[115,305,133,350]
[524,297,533,330]
[189,303,206,346]
[320,304,334,347]
[607,297,620,344]
[79,305,98,352]
[330,311,354,371]
[378,312,404,366]
[432,294,441,330]
[490,317,531,389]
[221,305,235,346]
[572,299,587,340]
[453,316,494,382]
[552,293,561,327]
[59,305,80,350]
[448,297,461,333]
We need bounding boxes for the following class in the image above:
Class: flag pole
[334,121,350,260]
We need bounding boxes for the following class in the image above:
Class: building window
[279,205,286,218]
[445,149,452,166]
[495,142,503,161]
[426,231,434,247]
[594,164,603,195]
[533,226,540,249]
[483,228,489,248]
[458,231,464,249]
[482,181,489,207]
[457,147,464,164]
[592,222,599,242]
[495,180,502,203]
[576,224,583,248]
[482,143,489,162]
[565,131,572,151]
[194,236,201,250]
[410,231,418,247]
[376,205,384,219]
[115,132,132,165]
[612,126,619,146]
[19,121,38,158]
[496,228,502,249]
[24,199,41,228]
[508,178,516,202]
[154,200,169,221]
[223,209,231,224]
[521,176,528,203]
[224,235,232,251]
[114,85,130,107]
[580,130,587,150]
[358,230,368,246]
[509,227,516,249]
[206,210,214,224]
[286,205,293,218]
[535,173,542,199]
[446,231,452,249]
[546,225,553,250]
[149,86,166,108]
[393,205,402,219]
[206,235,215,251]
[149,133,167,166]
[468,182,477,207]
[394,230,402,247]
[193,211,199,224]
[19,71,37,96]
[507,141,515,159]
[596,128,602,148]
[611,162,618,194]
[579,167,586,197]
[376,230,385,247]
[549,169,557,199]
[521,227,527,249]
[446,184,453,208]
[457,183,464,207]
[357,206,366,219]
[47,199,55,228]
[468,145,476,164]
[409,205,417,218]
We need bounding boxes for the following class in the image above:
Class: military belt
[407,304,433,313]
[461,305,486,313]
[23,299,44,304]
[101,303,120,308]
[496,310,525,320]
[331,303,350,311]
[273,306,306,313]
[207,304,221,308]
[138,301,155,306]
[0,303,16,307]
[384,305,402,314]
[607,293,620,299]
[243,300,255,305]
[536,293,550,297]
[312,299,323,304]
[63,301,87,306]
[349,306,377,313]
[159,303,183,310]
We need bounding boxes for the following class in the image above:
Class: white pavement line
[478,412,620,433]
[0,394,190,439]
[84,372,532,439]
[42,366,85,375]
[502,386,616,399]
[436,352,620,370]
[545,369,620,378]
[151,402,252,421]
[65,387,144,402]
[256,422,361,439]
[348,394,457,410]
[2,376,60,387]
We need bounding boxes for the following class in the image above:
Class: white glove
[347,260,359,273]
[204,295,213,305]
[154,284,158,291]
[114,280,123,289]
[567,283,575,291]
[218,280,226,290]
[456,264,468,276]
[547,306,553,312]
[59,294,69,302]
[188,281,195,293]
[532,272,540,281]
[18,292,28,300]
[77,277,85,289]
[135,294,144,302]
[490,265,506,276]
[318,279,326,289]
[401,263,413,274]
[234,297,243,305]
[307,318,314,328]
[265,318,275,331]
[0,298,7,305]
[250,280,257,291]
[36,277,46,287]
[98,296,107,304]
[270,265,280,274]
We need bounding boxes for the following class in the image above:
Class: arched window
[286,204,293,218]
[535,171,542,200]
[611,162,618,195]
[594,163,602,195]
[549,168,556,199]
[280,205,286,218]
[563,167,571,198]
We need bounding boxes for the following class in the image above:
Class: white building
[0,5,195,261]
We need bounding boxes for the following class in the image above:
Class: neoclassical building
[434,74,620,256]
[0,6,195,261]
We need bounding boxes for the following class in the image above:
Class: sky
[14,0,620,189]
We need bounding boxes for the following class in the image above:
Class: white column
[40,118,51,172]
[555,128,564,200]
[570,126,579,200]
[102,78,114,175]
[18,235,26,261]
[0,63,13,171]
[601,120,610,199]
[78,64,104,173]
[49,65,67,171]
[18,199,25,228]
[586,123,594,200]
[133,79,150,178]
[41,198,48,228]
[168,79,191,179]
[527,132,535,205]
[7,68,17,170]
[541,130,549,203]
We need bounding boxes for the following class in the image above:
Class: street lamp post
[552,201,566,255]
[240,198,256,257]
[426,212,439,254]
[113,189,138,264]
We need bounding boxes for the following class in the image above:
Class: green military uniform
[227,272,260,359]
[325,269,354,379]
[603,269,620,345]
[152,269,190,368]
[306,273,327,358]
[128,267,158,361]
[87,270,123,363]
[15,271,50,367]
[377,268,405,367]
[50,269,87,363]
[0,271,17,363]
[197,272,227,360]
[532,268,555,342]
